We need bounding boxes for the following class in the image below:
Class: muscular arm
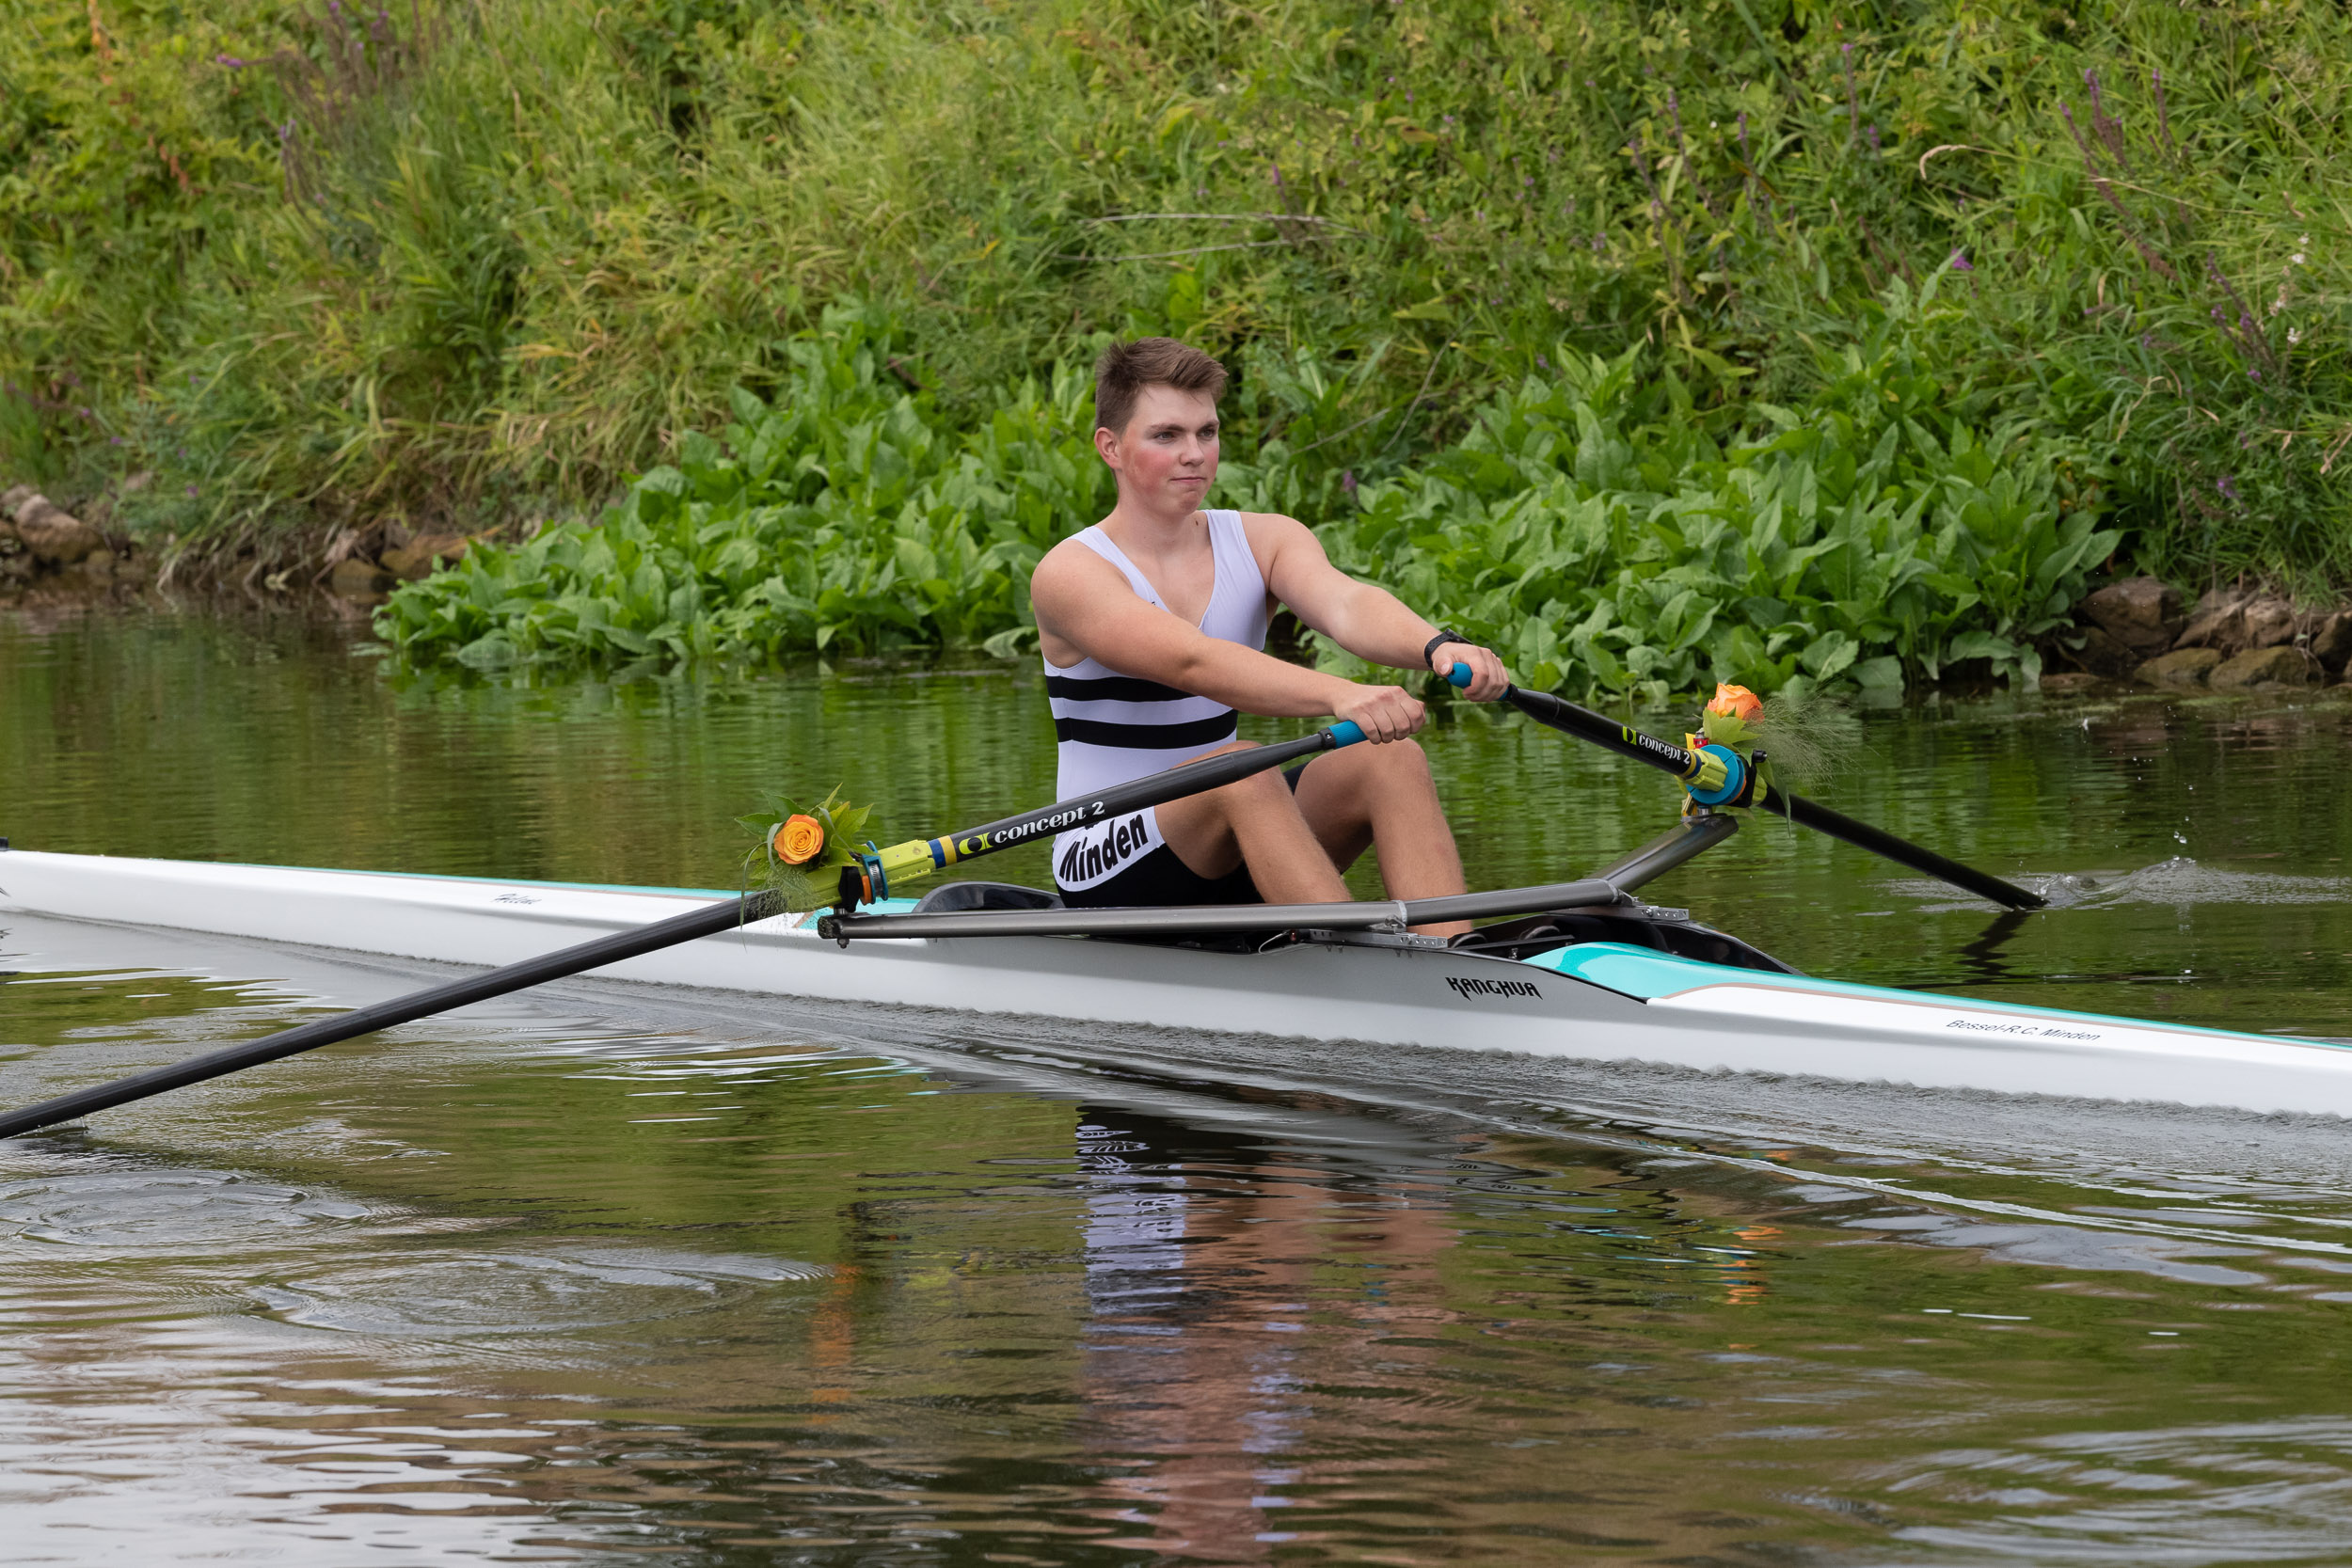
[1249,513,1509,699]
[1031,540,1425,741]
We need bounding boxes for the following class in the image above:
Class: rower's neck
[1099,500,1208,561]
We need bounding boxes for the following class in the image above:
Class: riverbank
[10,509,2352,704]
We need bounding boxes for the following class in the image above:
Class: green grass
[5,0,2348,624]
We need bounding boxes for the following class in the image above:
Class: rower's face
[1100,385,1219,507]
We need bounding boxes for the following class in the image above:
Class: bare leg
[1158,739,1471,937]
[1154,742,1351,905]
[1292,740,1470,938]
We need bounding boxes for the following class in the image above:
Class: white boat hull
[3,849,2347,1118]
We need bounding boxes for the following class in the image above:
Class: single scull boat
[3,675,2342,1128]
[3,810,2344,1118]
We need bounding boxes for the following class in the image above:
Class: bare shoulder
[1232,510,1327,557]
[1033,533,1120,594]
[1232,509,1323,570]
[1031,534,1137,635]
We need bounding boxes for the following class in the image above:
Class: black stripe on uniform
[1053,710,1239,750]
[1044,673,1198,705]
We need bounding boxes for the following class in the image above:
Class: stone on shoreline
[11,496,106,565]
[2209,645,2316,689]
[2176,589,2296,655]
[2081,577,2185,655]
[2064,623,2140,677]
[2312,610,2352,674]
[329,557,393,598]
[381,532,469,581]
[2137,647,2222,686]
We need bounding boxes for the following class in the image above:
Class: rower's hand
[1434,643,1511,702]
[1333,682,1425,743]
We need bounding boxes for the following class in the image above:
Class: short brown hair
[1094,337,1228,436]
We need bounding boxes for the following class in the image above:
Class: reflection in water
[9,958,2352,1561]
[1074,1110,1455,1560]
[13,607,2352,1560]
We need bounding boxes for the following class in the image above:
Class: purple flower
[1536,354,1549,369]
[185,483,199,498]
[215,53,253,68]
[1341,469,1358,498]
[1948,249,1974,272]
[2217,475,2240,501]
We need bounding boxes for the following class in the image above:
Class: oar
[1447,667,2044,911]
[0,720,1372,1141]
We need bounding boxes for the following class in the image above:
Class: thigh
[1287,749,1375,874]
[1148,742,1253,879]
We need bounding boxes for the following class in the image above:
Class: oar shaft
[0,891,786,1142]
[1498,684,2044,911]
[850,721,1364,899]
[1502,686,1725,787]
[4,721,1367,1139]
[1759,790,2043,911]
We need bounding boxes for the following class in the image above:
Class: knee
[1228,763,1297,803]
[1368,736,1432,779]
[1213,749,1295,805]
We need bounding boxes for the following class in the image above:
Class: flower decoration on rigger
[1680,682,1863,815]
[738,788,880,911]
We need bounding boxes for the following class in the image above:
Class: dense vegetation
[7,0,2346,689]
[380,303,2113,698]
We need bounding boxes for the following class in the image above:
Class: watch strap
[1422,629,1470,671]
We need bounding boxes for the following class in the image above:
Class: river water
[7,603,2352,1565]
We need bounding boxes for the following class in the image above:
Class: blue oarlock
[1684,741,1748,808]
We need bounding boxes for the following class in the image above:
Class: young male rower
[1031,337,1510,937]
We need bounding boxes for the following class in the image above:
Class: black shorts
[1057,759,1313,910]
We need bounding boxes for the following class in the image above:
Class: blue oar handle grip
[1329,657,1474,747]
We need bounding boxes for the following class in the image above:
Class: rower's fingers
[1459,645,1511,701]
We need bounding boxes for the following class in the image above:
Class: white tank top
[1043,510,1270,889]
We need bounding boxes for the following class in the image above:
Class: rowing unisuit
[1043,509,1268,891]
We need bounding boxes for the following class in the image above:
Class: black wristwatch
[1423,628,1470,671]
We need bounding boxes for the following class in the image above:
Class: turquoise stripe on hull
[1523,942,2327,1050]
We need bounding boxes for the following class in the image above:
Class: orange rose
[1706,683,1762,723]
[773,814,826,865]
